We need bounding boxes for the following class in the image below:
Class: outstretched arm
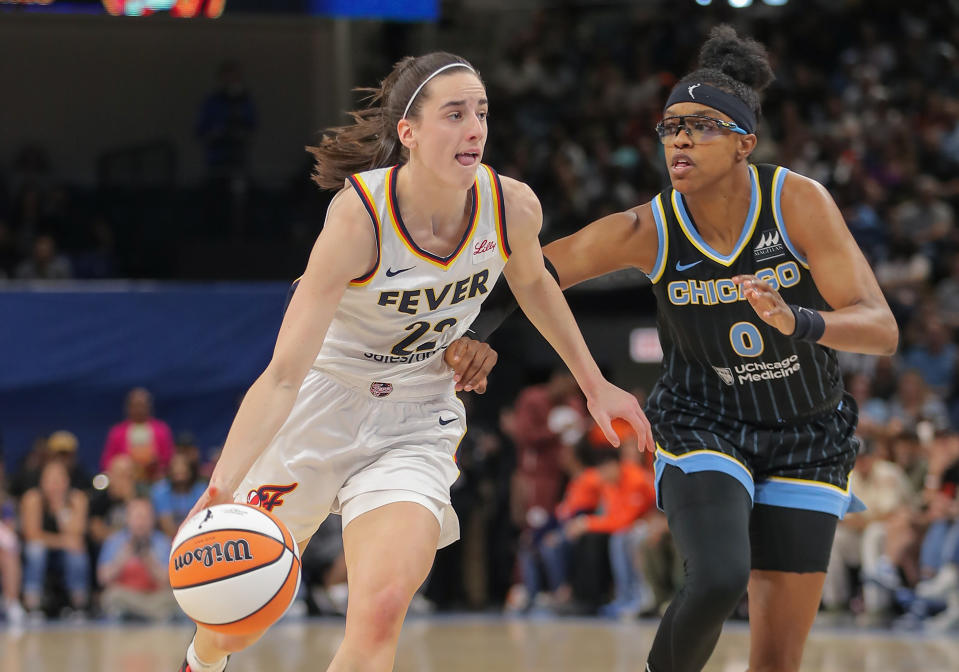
[499,177,653,451]
[448,202,659,388]
[734,172,898,356]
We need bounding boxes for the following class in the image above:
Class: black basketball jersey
[647,163,843,425]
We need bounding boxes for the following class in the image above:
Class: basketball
[168,503,301,636]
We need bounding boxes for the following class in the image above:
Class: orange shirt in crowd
[556,461,656,534]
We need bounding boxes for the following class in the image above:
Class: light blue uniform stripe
[754,478,866,519]
[654,449,754,511]
[771,167,809,267]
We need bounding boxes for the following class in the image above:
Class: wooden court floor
[2,615,958,671]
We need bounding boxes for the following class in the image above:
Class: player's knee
[361,582,416,642]
[689,560,750,615]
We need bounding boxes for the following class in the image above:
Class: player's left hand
[733,274,796,335]
[445,337,498,393]
[585,381,655,452]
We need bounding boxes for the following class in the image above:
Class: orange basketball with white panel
[169,503,301,635]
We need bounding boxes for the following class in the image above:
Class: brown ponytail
[307,52,479,191]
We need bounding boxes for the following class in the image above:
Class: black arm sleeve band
[788,304,826,342]
[467,256,561,342]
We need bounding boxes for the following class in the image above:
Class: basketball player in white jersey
[175,52,654,672]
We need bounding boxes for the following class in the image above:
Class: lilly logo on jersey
[171,539,253,571]
[753,229,785,261]
[667,261,800,306]
[472,238,498,263]
[247,483,298,512]
[377,269,489,315]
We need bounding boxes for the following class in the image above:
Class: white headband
[402,63,476,119]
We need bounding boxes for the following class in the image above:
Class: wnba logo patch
[370,381,394,397]
[247,483,298,511]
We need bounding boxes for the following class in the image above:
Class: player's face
[660,102,753,193]
[407,71,488,190]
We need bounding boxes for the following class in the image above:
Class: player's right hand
[444,337,498,394]
[585,381,655,453]
[180,484,233,536]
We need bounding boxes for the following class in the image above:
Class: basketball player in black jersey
[457,25,898,672]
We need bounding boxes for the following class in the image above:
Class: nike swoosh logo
[385,266,415,277]
[675,260,702,272]
[438,417,457,426]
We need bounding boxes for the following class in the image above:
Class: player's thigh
[341,500,441,605]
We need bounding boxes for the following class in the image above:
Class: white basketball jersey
[313,163,511,397]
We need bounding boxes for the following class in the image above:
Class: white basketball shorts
[235,369,466,548]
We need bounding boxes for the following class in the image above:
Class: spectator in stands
[936,252,959,330]
[887,369,950,434]
[823,440,916,624]
[913,430,959,631]
[97,497,177,622]
[917,429,959,584]
[14,234,72,280]
[19,460,90,619]
[503,370,585,611]
[562,427,656,619]
[101,387,174,482]
[891,174,955,266]
[46,430,91,490]
[151,451,207,539]
[89,454,142,550]
[0,455,25,625]
[903,317,957,396]
[846,372,890,441]
[873,236,931,325]
[505,369,584,542]
[8,431,89,497]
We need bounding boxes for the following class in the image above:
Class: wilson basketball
[168,503,301,636]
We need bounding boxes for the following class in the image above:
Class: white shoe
[4,600,25,626]
[916,565,958,600]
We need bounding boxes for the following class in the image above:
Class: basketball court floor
[2,615,957,671]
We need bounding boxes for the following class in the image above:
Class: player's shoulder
[330,182,370,220]
[780,169,832,211]
[323,183,377,237]
[496,173,542,226]
[497,173,538,204]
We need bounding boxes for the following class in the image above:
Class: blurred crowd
[3,0,959,634]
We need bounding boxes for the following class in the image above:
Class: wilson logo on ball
[172,539,253,571]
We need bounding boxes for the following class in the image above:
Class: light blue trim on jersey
[672,164,760,266]
[771,166,810,269]
[754,476,866,519]
[647,194,669,283]
[653,446,754,511]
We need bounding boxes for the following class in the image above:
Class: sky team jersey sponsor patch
[713,355,801,385]
[753,228,785,261]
